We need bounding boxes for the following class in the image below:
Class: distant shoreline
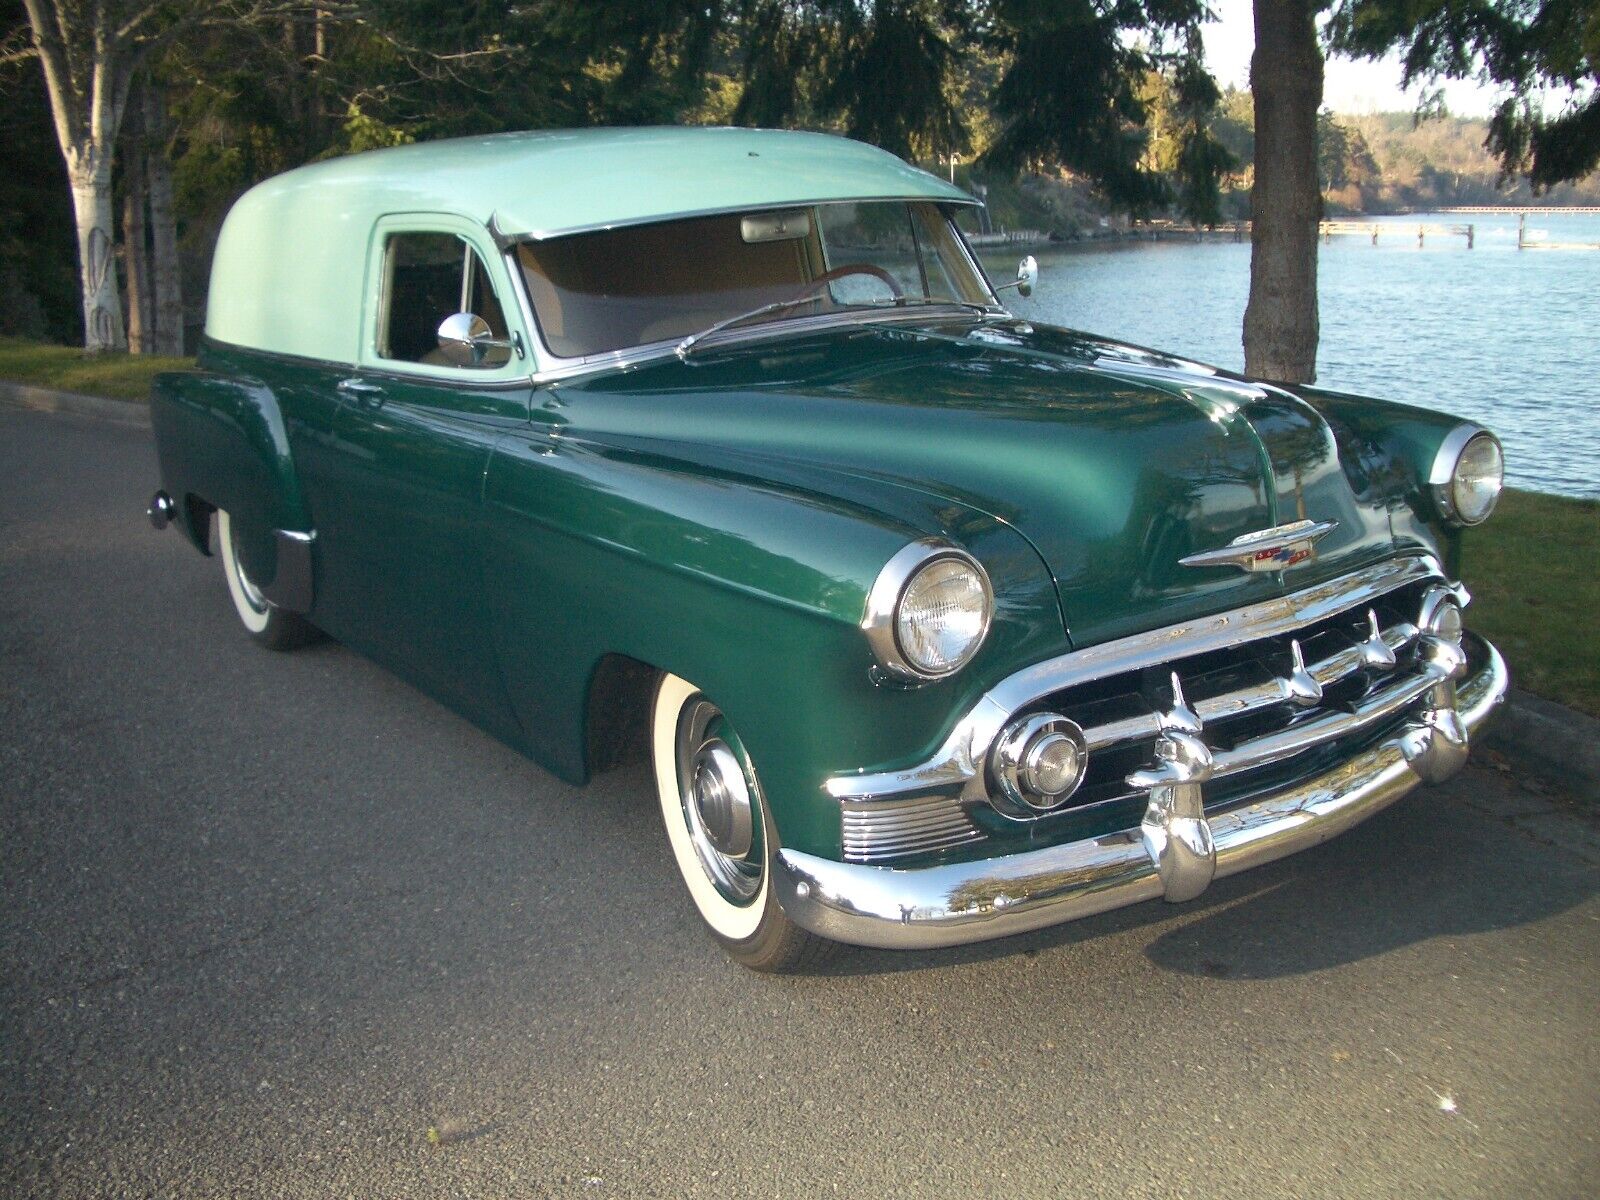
[970,207,1600,255]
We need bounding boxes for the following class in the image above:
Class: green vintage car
[148,127,1508,971]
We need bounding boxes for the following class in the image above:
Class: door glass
[379,233,511,368]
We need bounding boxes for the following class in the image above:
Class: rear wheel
[217,510,319,651]
[650,672,834,972]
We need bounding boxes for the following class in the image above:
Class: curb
[0,379,151,427]
[1482,689,1600,806]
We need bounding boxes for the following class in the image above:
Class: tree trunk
[22,0,135,353]
[1243,0,1324,383]
[144,86,184,356]
[68,159,127,353]
[122,92,152,355]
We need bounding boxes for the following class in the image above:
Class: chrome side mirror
[437,312,513,367]
[1002,255,1039,298]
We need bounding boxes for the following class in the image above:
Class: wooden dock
[1511,212,1600,251]
[981,208,1600,251]
[1438,205,1600,214]
[965,229,1045,247]
[1319,220,1476,247]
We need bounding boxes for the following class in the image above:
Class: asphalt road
[2,403,1597,1200]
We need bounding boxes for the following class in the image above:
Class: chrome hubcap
[676,698,763,904]
[691,741,753,858]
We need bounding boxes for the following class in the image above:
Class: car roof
[205,126,975,363]
[277,126,974,239]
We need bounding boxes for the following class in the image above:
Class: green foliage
[1139,34,1238,225]
[1329,0,1600,190]
[338,104,416,155]
[824,1,970,159]
[1203,92,1598,215]
[1214,86,1256,166]
[979,0,1216,214]
[119,0,1254,308]
[1317,109,1382,210]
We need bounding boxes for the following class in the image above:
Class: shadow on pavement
[804,774,1598,979]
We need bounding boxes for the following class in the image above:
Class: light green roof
[321,126,975,238]
[205,127,975,362]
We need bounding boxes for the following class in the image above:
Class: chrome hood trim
[1178,518,1341,574]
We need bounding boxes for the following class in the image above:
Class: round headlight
[863,542,993,680]
[1432,428,1503,526]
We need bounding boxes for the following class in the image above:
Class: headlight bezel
[863,540,994,681]
[1429,425,1504,527]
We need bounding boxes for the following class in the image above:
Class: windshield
[516,200,994,359]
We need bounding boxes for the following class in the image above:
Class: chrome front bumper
[774,636,1507,951]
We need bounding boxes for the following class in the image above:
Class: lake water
[982,211,1600,498]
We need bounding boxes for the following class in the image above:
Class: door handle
[336,378,384,409]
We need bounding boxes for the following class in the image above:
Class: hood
[553,320,1401,647]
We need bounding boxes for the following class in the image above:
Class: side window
[378,232,511,368]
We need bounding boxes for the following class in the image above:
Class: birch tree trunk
[68,155,127,352]
[23,0,132,353]
[122,89,152,354]
[144,85,183,356]
[1243,0,1323,384]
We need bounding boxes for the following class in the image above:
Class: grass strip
[1463,488,1600,718]
[0,336,193,402]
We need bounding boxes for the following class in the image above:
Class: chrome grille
[841,794,984,862]
[827,559,1464,865]
[1076,612,1418,753]
[1030,578,1451,814]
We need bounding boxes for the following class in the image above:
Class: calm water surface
[983,212,1600,498]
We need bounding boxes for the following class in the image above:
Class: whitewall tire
[217,509,318,651]
[650,672,833,972]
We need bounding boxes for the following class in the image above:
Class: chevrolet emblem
[1179,519,1339,573]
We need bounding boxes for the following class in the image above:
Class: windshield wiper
[676,295,874,360]
[675,295,1003,361]
[894,298,1005,317]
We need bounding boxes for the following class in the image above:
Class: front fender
[1293,384,1476,573]
[482,428,1067,858]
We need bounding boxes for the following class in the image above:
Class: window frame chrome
[496,201,1009,384]
[361,214,531,383]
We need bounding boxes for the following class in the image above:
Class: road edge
[1481,689,1600,805]
[0,379,151,427]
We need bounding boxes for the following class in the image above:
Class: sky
[1203,0,1499,118]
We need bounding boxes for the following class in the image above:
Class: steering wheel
[794,262,905,304]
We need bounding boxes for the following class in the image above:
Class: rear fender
[150,370,314,605]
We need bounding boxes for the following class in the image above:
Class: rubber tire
[651,672,835,973]
[217,510,320,651]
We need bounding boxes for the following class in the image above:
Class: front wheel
[651,672,834,973]
[217,510,319,651]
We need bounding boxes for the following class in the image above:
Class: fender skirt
[262,529,316,614]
